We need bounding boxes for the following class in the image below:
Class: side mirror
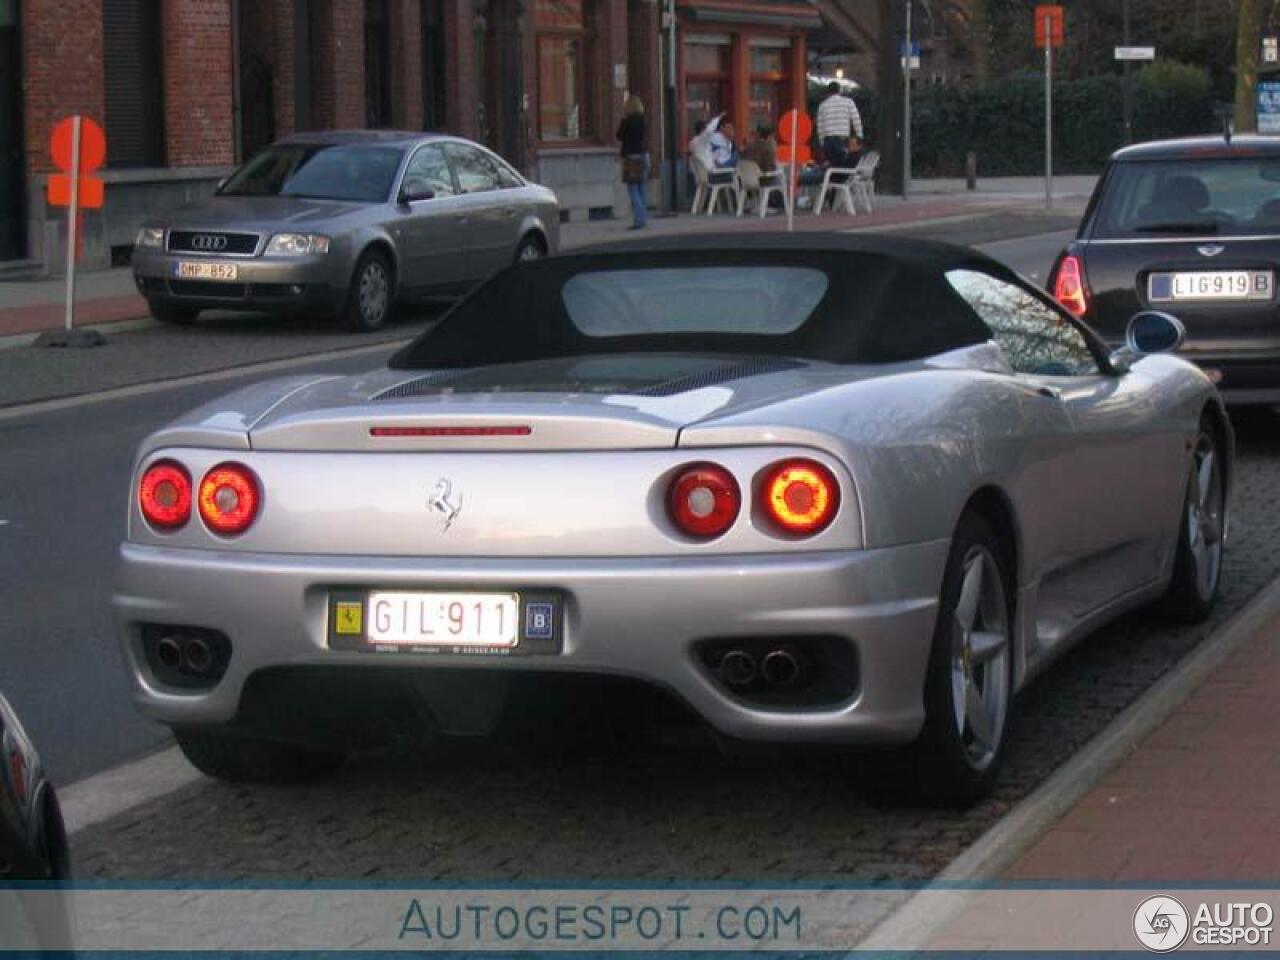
[399,178,435,205]
[1109,311,1186,372]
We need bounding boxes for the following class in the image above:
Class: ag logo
[1134,895,1190,952]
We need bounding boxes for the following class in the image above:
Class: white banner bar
[6,887,1280,951]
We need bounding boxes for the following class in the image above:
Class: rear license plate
[1149,270,1272,302]
[327,590,562,655]
[173,260,238,281]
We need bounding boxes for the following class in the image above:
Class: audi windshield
[217,144,405,203]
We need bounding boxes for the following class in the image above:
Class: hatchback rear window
[1094,158,1280,238]
[561,267,828,337]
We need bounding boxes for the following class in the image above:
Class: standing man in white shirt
[815,81,863,168]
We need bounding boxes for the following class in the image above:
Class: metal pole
[64,115,81,332]
[787,106,798,232]
[1122,0,1133,144]
[666,0,679,213]
[1045,16,1053,210]
[903,0,912,200]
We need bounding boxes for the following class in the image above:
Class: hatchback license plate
[365,590,519,648]
[1149,270,1272,302]
[173,261,238,281]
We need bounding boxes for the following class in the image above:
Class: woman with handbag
[616,95,649,230]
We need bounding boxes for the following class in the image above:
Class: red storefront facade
[4,0,823,269]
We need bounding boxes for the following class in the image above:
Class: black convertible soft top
[391,233,1009,370]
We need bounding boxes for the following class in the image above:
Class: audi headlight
[265,233,331,256]
[135,227,164,249]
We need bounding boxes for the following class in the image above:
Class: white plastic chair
[851,151,880,213]
[691,155,738,215]
[734,159,791,218]
[814,166,859,216]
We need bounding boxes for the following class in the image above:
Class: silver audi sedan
[131,131,560,331]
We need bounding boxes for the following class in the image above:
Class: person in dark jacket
[616,95,649,229]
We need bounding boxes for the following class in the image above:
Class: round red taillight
[668,464,741,539]
[761,459,840,535]
[138,460,192,530]
[198,463,261,535]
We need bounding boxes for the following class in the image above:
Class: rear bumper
[131,250,349,315]
[114,540,950,746]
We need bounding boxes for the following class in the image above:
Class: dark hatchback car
[1049,135,1280,403]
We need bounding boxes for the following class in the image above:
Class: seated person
[689,115,736,183]
[711,119,738,169]
[740,125,778,173]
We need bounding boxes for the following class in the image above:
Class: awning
[678,0,825,31]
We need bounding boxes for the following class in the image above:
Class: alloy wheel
[1186,434,1225,601]
[950,545,1011,772]
[359,261,389,326]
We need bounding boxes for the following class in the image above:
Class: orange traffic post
[45,115,107,340]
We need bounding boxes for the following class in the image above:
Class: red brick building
[0,0,821,270]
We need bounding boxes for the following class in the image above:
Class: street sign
[1034,4,1064,49]
[1265,37,1278,64]
[48,115,106,210]
[46,115,107,337]
[1259,78,1280,133]
[1114,46,1156,61]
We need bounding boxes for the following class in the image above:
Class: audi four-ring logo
[190,233,228,251]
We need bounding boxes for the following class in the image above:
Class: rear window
[1094,158,1280,238]
[561,267,827,337]
[390,249,995,371]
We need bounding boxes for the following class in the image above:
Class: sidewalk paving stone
[1002,612,1280,884]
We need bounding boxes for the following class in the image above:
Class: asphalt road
[0,221,1089,786]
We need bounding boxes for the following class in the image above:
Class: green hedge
[810,75,1218,177]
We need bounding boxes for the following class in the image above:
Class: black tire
[344,249,393,332]
[513,233,545,265]
[174,728,344,784]
[150,301,199,325]
[909,511,1016,808]
[1159,416,1226,623]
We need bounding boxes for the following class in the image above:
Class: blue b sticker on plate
[525,602,554,640]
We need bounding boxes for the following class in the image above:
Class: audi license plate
[173,261,238,281]
[1149,270,1272,302]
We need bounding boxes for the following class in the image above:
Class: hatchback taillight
[761,459,839,536]
[198,463,260,535]
[138,460,192,530]
[1052,254,1089,318]
[668,464,741,539]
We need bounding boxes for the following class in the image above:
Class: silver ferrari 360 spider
[115,235,1231,805]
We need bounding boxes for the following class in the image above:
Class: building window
[421,0,447,130]
[684,38,728,141]
[747,41,789,132]
[365,0,392,127]
[535,0,589,142]
[102,0,164,168]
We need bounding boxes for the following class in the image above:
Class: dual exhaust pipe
[155,633,215,677]
[719,647,802,689]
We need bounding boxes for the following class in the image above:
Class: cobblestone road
[72,409,1280,907]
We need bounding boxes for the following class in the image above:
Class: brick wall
[164,0,235,166]
[311,0,364,128]
[444,0,477,138]
[390,0,423,129]
[21,0,105,174]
